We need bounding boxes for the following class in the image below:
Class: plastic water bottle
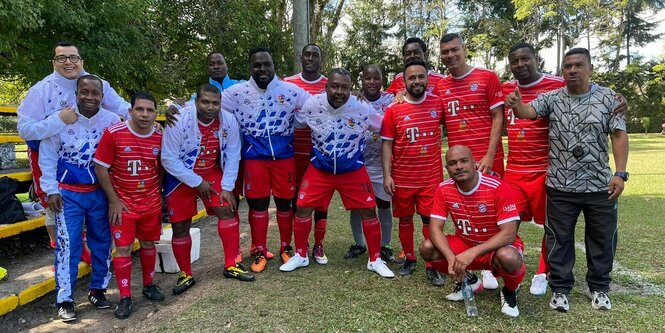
[462,277,479,317]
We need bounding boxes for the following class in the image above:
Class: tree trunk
[323,0,345,44]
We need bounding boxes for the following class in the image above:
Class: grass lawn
[154,134,665,332]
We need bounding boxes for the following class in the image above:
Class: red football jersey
[502,74,566,173]
[436,67,505,164]
[283,73,328,157]
[194,118,221,174]
[430,172,520,243]
[94,121,162,214]
[386,70,445,95]
[380,93,444,188]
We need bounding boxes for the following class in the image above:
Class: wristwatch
[614,172,629,181]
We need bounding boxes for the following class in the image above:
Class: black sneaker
[223,263,256,282]
[58,301,77,322]
[172,273,196,295]
[343,244,366,259]
[380,245,395,262]
[88,289,111,309]
[114,297,133,319]
[142,284,165,301]
[425,267,446,287]
[398,260,417,276]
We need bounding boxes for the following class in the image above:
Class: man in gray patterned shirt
[506,48,629,313]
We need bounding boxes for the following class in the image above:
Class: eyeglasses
[53,55,82,63]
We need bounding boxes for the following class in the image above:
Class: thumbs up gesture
[505,87,522,109]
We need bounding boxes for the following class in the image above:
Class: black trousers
[545,187,618,294]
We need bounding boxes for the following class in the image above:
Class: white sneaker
[500,288,520,318]
[367,259,395,278]
[446,275,484,301]
[549,292,570,312]
[591,291,612,310]
[312,245,328,265]
[279,253,309,272]
[481,270,499,290]
[530,273,548,296]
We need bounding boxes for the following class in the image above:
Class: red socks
[113,256,132,298]
[249,210,269,254]
[218,218,240,269]
[498,263,526,291]
[537,237,548,275]
[362,217,381,261]
[398,217,416,261]
[140,247,157,287]
[314,216,327,247]
[171,235,192,276]
[294,215,312,257]
[276,210,293,252]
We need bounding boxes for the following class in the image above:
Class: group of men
[16,30,628,321]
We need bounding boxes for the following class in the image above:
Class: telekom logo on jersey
[126,160,147,176]
[447,100,460,116]
[405,127,420,143]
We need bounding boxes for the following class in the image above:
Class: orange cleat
[280,245,294,263]
[250,253,267,273]
[250,244,274,260]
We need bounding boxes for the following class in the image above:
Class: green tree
[641,116,652,133]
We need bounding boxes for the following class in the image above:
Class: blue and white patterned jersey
[296,94,383,175]
[38,107,121,195]
[222,76,309,160]
[363,92,394,183]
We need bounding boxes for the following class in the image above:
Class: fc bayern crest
[114,231,122,239]
[152,147,160,156]
[213,130,219,138]
[478,203,487,213]
[470,82,479,92]
[430,110,438,118]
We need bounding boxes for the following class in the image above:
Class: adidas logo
[366,196,373,202]
[124,146,132,152]
[452,202,459,208]
[404,115,411,121]
[445,89,451,95]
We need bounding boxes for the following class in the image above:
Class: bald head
[445,145,473,163]
[445,145,477,187]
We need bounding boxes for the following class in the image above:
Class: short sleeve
[606,90,627,132]
[495,182,520,225]
[93,129,116,168]
[530,92,553,118]
[486,72,504,110]
[379,106,396,140]
[430,185,449,221]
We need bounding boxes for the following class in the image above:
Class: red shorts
[28,149,47,206]
[445,234,524,271]
[244,158,295,199]
[111,208,162,247]
[392,185,437,218]
[166,170,228,222]
[233,160,244,198]
[294,154,311,191]
[297,166,375,210]
[503,171,546,224]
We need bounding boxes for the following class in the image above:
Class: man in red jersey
[283,43,330,265]
[95,92,165,319]
[437,32,506,289]
[386,37,445,96]
[420,145,524,318]
[381,60,445,286]
[162,84,254,296]
[502,43,565,296]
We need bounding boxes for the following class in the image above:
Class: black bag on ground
[0,176,26,225]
